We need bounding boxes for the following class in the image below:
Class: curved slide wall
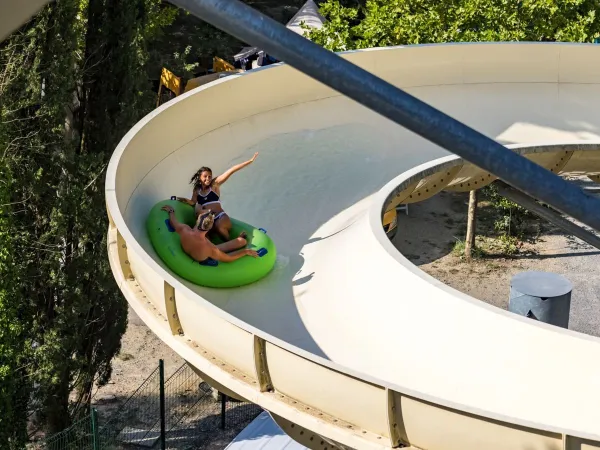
[106,43,600,450]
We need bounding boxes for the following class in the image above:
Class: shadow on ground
[392,191,469,265]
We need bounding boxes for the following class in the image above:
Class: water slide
[105,43,600,450]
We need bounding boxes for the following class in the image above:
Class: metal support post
[509,271,572,328]
[221,393,226,430]
[159,359,166,450]
[91,408,99,450]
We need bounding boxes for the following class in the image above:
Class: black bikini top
[196,188,220,206]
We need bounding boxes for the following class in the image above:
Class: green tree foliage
[0,0,176,443]
[308,0,600,51]
[1,0,310,443]
[0,161,30,448]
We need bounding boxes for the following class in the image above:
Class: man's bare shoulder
[177,223,193,233]
[177,226,196,241]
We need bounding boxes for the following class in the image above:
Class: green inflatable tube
[146,199,277,288]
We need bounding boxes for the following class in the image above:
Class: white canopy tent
[225,412,307,450]
[285,0,325,36]
[233,0,325,67]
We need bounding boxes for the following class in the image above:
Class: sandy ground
[92,307,185,410]
[392,183,600,337]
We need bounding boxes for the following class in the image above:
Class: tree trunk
[465,190,478,260]
[45,367,71,433]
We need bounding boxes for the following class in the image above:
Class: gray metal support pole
[159,359,166,450]
[509,271,572,328]
[495,181,600,249]
[169,0,600,233]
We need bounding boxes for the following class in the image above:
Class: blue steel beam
[171,0,600,231]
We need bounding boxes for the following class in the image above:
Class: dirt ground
[92,307,185,410]
[391,179,600,337]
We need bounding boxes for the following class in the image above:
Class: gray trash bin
[508,271,572,329]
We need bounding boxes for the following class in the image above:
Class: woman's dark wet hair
[190,166,212,189]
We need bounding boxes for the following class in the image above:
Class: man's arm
[209,247,258,263]
[161,206,189,233]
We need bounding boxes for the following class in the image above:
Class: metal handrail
[170,0,600,232]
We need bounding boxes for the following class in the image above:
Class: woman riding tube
[176,152,259,241]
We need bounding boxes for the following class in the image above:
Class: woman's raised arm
[214,152,258,186]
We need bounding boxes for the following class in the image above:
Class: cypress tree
[0,0,176,440]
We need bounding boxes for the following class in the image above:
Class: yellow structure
[382,209,397,238]
[159,67,183,95]
[157,59,243,105]
[213,56,236,73]
[156,67,183,107]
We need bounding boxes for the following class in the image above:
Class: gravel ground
[393,180,600,338]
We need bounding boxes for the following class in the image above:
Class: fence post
[159,359,166,450]
[220,393,227,429]
[91,408,99,450]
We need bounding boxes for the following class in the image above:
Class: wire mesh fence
[32,360,263,450]
[165,383,264,450]
[43,410,99,450]
[97,362,163,449]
